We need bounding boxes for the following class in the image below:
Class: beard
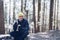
[19,18,23,21]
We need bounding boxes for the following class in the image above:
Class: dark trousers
[14,37,24,40]
[14,34,27,40]
[10,31,27,40]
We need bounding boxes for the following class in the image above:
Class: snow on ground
[0,34,10,38]
[0,30,60,40]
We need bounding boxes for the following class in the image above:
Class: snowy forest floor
[29,30,60,40]
[0,30,60,40]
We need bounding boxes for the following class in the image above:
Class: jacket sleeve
[13,22,17,31]
[25,20,30,32]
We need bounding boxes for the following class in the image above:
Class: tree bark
[42,0,45,32]
[56,0,59,30]
[13,0,16,22]
[33,0,37,33]
[37,0,41,32]
[49,0,54,30]
[21,0,23,12]
[0,0,5,34]
[53,0,56,30]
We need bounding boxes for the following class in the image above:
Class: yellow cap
[18,12,24,17]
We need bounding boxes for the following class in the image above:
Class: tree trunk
[0,0,5,34]
[26,10,28,20]
[13,0,16,22]
[24,0,28,20]
[37,0,41,32]
[49,0,54,30]
[21,0,23,12]
[42,0,45,32]
[53,0,56,30]
[56,0,59,30]
[33,0,37,33]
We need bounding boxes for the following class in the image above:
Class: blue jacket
[10,19,29,38]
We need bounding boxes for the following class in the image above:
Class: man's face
[19,16,23,21]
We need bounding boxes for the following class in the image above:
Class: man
[10,12,29,40]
